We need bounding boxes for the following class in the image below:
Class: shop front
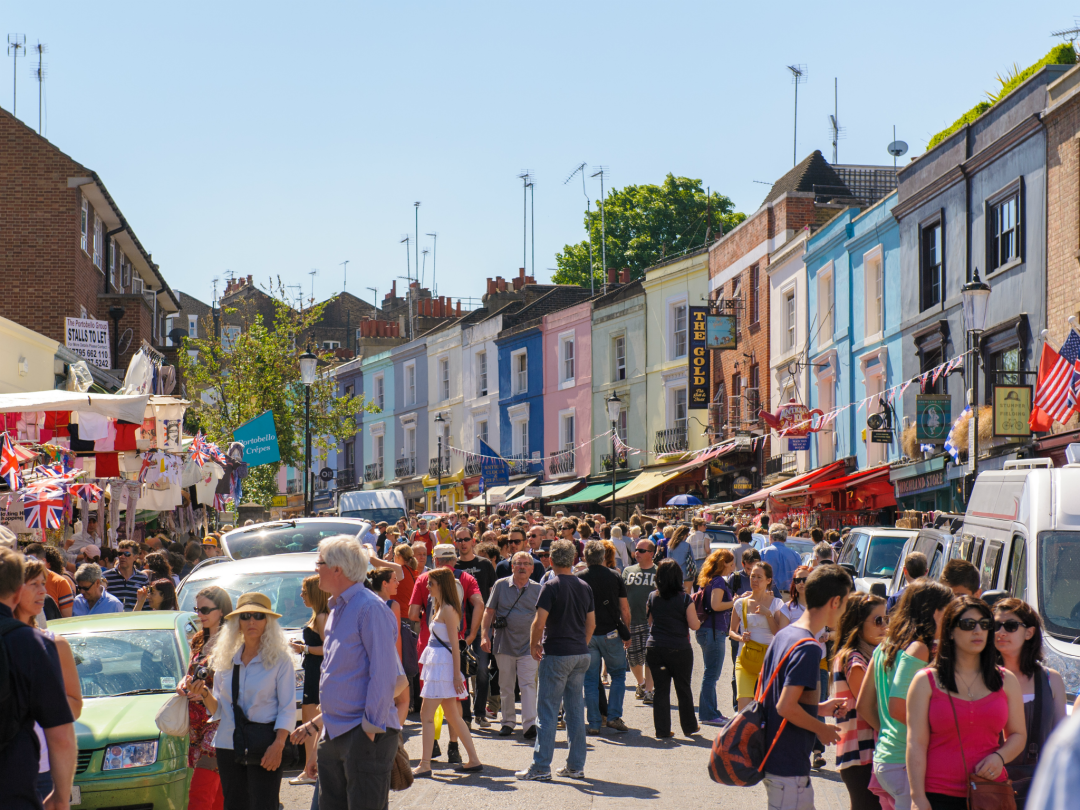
[397,479,426,512]
[790,464,897,531]
[422,469,465,512]
[892,455,961,515]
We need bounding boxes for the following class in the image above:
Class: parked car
[52,611,199,809]
[836,527,918,593]
[219,517,373,560]
[886,516,964,596]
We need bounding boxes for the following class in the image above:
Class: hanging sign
[916,395,951,443]
[232,410,281,467]
[64,317,112,368]
[732,475,754,495]
[993,385,1032,437]
[689,306,710,409]
[788,436,810,451]
[706,314,737,349]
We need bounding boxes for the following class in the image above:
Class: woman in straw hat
[189,592,295,810]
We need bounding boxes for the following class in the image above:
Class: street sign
[271,494,287,507]
[319,467,334,481]
[232,411,281,467]
[689,306,710,409]
[787,437,810,451]
[478,477,485,493]
[916,395,951,443]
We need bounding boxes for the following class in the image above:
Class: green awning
[549,480,630,505]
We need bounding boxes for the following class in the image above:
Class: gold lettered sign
[993,385,1032,437]
[689,306,710,409]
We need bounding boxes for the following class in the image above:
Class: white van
[960,459,1080,701]
[337,488,408,525]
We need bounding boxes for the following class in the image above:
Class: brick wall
[99,293,154,371]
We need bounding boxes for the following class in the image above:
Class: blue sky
[6,1,1074,309]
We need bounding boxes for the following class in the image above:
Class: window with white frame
[516,420,529,456]
[818,269,833,344]
[864,249,883,338]
[817,374,835,465]
[671,303,688,359]
[560,335,575,385]
[404,425,416,461]
[165,315,178,346]
[188,314,197,338]
[374,374,385,410]
[405,362,416,406]
[672,387,688,433]
[93,214,103,269]
[80,198,89,252]
[439,357,450,401]
[512,350,527,394]
[374,434,384,468]
[783,289,796,351]
[119,254,130,289]
[613,335,626,381]
[476,419,488,450]
[616,407,628,441]
[323,341,341,350]
[222,325,240,352]
[109,239,117,289]
[561,412,575,451]
[476,350,488,397]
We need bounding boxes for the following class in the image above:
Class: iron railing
[394,457,416,478]
[428,455,451,477]
[549,447,575,476]
[765,453,798,476]
[506,453,542,475]
[654,426,688,456]
[464,456,482,476]
[337,466,356,486]
[364,461,384,482]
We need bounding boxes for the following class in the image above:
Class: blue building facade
[495,323,545,479]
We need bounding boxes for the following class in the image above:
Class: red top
[925,669,1010,797]
[408,568,479,650]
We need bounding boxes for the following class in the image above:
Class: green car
[51,610,200,809]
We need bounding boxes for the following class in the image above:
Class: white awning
[538,480,581,499]
[0,390,151,424]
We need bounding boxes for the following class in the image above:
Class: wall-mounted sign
[787,437,810,451]
[319,467,335,481]
[706,314,737,349]
[870,430,893,444]
[993,385,1032,437]
[271,494,288,507]
[895,468,947,498]
[732,475,754,495]
[916,395,952,443]
[770,400,823,438]
[64,317,111,368]
[689,306,710,409]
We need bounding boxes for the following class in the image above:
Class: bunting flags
[71,482,103,505]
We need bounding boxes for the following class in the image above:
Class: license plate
[71,785,82,806]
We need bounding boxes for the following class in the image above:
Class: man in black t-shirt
[455,527,496,727]
[578,541,632,734]
[0,548,77,810]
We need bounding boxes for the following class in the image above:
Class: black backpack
[0,615,27,752]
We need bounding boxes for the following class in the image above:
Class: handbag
[432,630,477,678]
[1006,665,1048,803]
[390,738,414,791]
[946,685,1016,810]
[155,693,190,737]
[735,599,768,675]
[230,666,299,769]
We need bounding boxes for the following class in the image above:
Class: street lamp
[607,392,622,521]
[961,268,991,481]
[299,348,318,516]
[434,412,445,512]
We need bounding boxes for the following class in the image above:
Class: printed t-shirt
[758,624,823,777]
[871,644,926,764]
[536,574,594,656]
[622,564,656,625]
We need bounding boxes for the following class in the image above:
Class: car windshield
[179,570,315,628]
[224,521,362,559]
[1037,531,1080,638]
[63,630,184,698]
[862,534,909,578]
[340,507,405,524]
[707,528,737,547]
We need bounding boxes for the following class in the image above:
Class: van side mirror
[981,589,1008,608]
[870,582,887,598]
[839,563,857,578]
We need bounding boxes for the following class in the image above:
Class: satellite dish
[887,140,908,158]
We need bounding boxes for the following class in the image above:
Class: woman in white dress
[412,567,483,776]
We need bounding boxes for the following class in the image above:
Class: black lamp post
[299,348,318,516]
[961,269,991,480]
[434,412,445,511]
[607,392,622,521]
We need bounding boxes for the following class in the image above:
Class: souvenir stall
[788,464,897,532]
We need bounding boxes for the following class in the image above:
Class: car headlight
[102,740,158,770]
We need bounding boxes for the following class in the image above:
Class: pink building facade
[541,302,592,482]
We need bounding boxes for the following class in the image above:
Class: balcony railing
[394,457,416,479]
[601,452,629,471]
[464,456,482,476]
[364,461,384,482]
[549,447,575,477]
[654,426,688,456]
[429,455,451,478]
[765,453,798,476]
[506,453,542,476]
[337,466,355,487]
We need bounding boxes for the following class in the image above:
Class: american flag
[1034,330,1080,425]
[0,433,23,491]
[23,485,65,530]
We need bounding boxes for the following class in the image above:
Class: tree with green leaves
[179,279,375,508]
[553,174,745,287]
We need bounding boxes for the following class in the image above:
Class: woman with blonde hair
[696,548,736,725]
[190,593,295,810]
[412,567,482,775]
[287,575,330,785]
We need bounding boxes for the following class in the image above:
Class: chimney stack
[619,268,630,284]
[607,268,617,285]
[456,300,461,316]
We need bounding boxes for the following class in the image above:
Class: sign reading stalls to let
[689,306,710,409]
[64,317,111,368]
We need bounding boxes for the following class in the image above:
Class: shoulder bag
[155,694,190,737]
[230,665,298,769]
[735,599,768,677]
[432,626,477,679]
[946,684,1016,810]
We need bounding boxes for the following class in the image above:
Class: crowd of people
[4,505,1080,810]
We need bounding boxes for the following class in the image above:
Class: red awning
[732,459,848,506]
[672,442,739,475]
[807,464,892,493]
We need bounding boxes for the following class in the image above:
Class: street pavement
[280,635,851,809]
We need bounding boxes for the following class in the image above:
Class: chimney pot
[519,267,525,279]
[607,268,617,284]
[619,269,630,283]
[456,300,461,316]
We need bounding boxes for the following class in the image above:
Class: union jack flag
[71,482,103,505]
[1033,331,1080,425]
[23,485,65,530]
[33,463,65,479]
[1,433,23,491]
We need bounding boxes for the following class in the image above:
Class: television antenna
[308,269,318,304]
[425,232,438,294]
[340,260,349,292]
[33,41,45,134]
[565,162,595,295]
[591,167,609,292]
[399,236,414,338]
[787,64,807,166]
[366,286,378,306]
[413,202,420,288]
[828,78,846,164]
[287,285,302,310]
[420,248,430,287]
[887,125,909,170]
[1051,23,1080,45]
[517,171,532,277]
[7,35,26,117]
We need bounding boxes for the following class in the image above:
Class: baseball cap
[433,543,457,560]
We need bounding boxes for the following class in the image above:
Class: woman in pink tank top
[905,596,1027,810]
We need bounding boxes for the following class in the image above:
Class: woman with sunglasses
[729,561,783,712]
[832,593,886,810]
[695,548,736,726]
[134,578,178,611]
[190,592,296,810]
[777,565,811,627]
[177,586,232,810]
[993,598,1066,808]
[907,596,1026,810]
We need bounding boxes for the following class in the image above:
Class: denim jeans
[695,625,727,721]
[584,632,628,728]
[532,652,591,774]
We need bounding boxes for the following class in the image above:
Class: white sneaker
[555,766,586,780]
[515,768,552,781]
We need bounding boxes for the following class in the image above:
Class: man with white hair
[314,536,402,810]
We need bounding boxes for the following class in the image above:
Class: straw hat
[225,592,281,619]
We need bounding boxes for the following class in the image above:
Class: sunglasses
[872,615,888,626]
[536,552,550,558]
[120,551,133,557]
[77,583,95,592]
[634,548,653,554]
[793,577,807,585]
[238,612,268,621]
[195,606,219,615]
[956,618,992,632]
[994,619,1028,633]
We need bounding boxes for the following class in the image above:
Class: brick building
[0,107,179,374]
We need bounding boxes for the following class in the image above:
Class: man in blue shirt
[72,563,125,616]
[760,524,802,594]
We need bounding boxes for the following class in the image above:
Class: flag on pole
[1033,330,1080,426]
[22,485,65,530]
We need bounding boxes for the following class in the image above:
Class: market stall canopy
[460,477,538,507]
[538,480,581,500]
[597,468,682,504]
[806,464,893,495]
[731,459,849,506]
[0,389,150,424]
[501,493,534,506]
[551,480,630,505]
[671,442,739,475]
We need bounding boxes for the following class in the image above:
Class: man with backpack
[578,540,631,735]
[0,547,77,810]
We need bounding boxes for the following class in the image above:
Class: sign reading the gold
[689,306,710,409]
[993,385,1032,437]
